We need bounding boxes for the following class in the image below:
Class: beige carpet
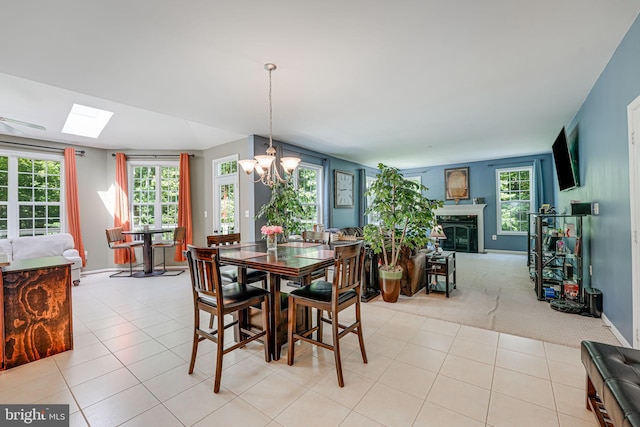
[368,252,621,348]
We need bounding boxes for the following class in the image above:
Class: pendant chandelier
[238,63,301,187]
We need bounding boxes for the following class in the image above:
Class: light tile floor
[0,272,599,427]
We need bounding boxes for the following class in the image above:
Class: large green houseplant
[363,163,443,302]
[256,181,307,241]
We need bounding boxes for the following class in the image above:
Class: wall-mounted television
[552,127,579,191]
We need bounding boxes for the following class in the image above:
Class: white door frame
[627,94,640,348]
[212,155,239,234]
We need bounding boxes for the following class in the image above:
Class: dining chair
[185,245,271,393]
[151,226,186,275]
[287,241,367,387]
[207,233,267,287]
[285,230,332,287]
[105,227,143,277]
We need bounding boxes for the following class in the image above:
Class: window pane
[218,160,237,175]
[498,167,532,233]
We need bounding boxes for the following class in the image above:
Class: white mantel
[435,204,487,253]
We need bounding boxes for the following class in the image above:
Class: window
[0,151,64,239]
[496,166,533,234]
[365,175,379,225]
[213,156,239,234]
[294,163,323,230]
[130,162,179,239]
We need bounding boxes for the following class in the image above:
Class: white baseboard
[601,313,631,347]
[80,267,187,277]
[484,249,527,255]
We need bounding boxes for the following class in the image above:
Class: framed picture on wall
[445,167,470,201]
[334,170,354,208]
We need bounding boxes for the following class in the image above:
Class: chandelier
[238,63,301,187]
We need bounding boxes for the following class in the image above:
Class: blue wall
[402,154,555,252]
[556,14,640,344]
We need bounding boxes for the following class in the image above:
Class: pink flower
[261,225,283,236]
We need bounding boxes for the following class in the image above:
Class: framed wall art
[334,170,354,208]
[445,167,469,201]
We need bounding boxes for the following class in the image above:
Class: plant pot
[379,269,402,303]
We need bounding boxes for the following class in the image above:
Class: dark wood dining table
[217,240,336,360]
[122,228,168,277]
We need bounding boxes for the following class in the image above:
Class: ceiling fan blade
[0,121,24,135]
[0,117,46,131]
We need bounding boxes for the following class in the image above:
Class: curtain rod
[111,153,195,158]
[487,160,540,167]
[0,140,85,155]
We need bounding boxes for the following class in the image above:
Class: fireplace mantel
[435,204,487,253]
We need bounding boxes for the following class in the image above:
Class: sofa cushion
[12,233,76,260]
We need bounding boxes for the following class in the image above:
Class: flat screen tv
[552,127,579,191]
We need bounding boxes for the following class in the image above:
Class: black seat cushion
[199,283,269,307]
[290,281,356,304]
[220,267,266,283]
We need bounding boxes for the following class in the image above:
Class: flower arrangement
[261,225,283,237]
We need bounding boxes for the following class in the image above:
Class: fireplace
[435,204,487,253]
[438,215,478,253]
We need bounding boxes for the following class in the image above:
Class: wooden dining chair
[207,233,267,287]
[185,245,271,393]
[105,227,143,277]
[285,230,332,287]
[287,241,367,387]
[152,226,186,275]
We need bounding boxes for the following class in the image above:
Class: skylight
[62,104,113,138]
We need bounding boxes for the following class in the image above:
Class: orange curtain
[114,152,135,264]
[64,148,87,267]
[175,153,192,261]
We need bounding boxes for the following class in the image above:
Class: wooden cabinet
[1,256,73,370]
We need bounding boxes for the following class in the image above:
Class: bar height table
[123,228,168,277]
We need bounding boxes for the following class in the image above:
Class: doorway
[627,94,640,349]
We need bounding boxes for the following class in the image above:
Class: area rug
[367,252,620,348]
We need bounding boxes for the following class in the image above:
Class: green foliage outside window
[499,168,531,232]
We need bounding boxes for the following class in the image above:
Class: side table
[426,251,456,297]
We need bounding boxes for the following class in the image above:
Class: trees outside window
[0,152,64,238]
[496,166,533,234]
[130,162,179,239]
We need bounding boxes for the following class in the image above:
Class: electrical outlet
[204,210,208,218]
[492,235,497,240]
[245,210,250,218]
[593,202,599,215]
[589,265,593,276]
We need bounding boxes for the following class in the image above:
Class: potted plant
[256,181,307,241]
[363,163,443,302]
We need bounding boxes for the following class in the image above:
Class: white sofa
[0,233,82,285]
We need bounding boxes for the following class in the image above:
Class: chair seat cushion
[152,240,177,248]
[290,281,356,304]
[200,283,269,307]
[112,241,143,249]
[220,267,266,284]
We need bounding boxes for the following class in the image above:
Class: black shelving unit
[528,213,585,302]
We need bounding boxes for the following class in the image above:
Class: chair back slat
[332,242,364,297]
[186,245,224,304]
[105,227,124,247]
[302,231,330,244]
[207,233,241,247]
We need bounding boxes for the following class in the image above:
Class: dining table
[122,228,168,277]
[217,240,337,360]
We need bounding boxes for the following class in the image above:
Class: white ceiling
[0,1,639,169]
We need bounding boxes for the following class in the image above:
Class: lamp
[238,63,301,187]
[430,225,447,254]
